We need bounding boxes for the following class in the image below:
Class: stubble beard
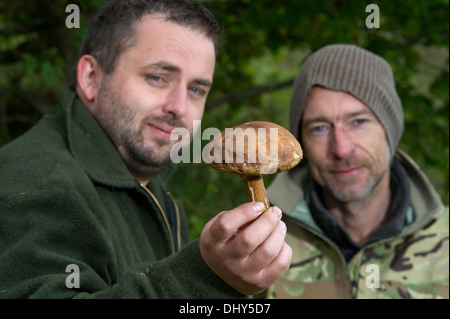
[94,77,183,179]
[324,160,387,204]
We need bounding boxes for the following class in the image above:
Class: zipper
[166,192,181,252]
[139,183,177,254]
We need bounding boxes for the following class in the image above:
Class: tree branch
[205,78,295,111]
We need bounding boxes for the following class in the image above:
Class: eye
[188,86,206,97]
[354,119,367,125]
[352,118,370,129]
[306,124,329,137]
[312,125,326,133]
[315,125,325,131]
[146,75,165,83]
[147,75,162,82]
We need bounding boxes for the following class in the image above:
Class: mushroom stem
[244,175,270,211]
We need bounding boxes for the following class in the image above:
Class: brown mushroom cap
[206,121,303,176]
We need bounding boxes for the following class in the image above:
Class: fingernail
[253,202,265,212]
[279,221,286,231]
[272,206,282,218]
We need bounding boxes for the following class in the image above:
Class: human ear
[76,55,102,102]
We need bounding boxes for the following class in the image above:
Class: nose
[331,126,356,159]
[163,87,188,118]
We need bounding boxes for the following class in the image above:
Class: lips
[332,166,363,178]
[147,123,175,140]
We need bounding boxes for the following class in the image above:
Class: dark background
[1,0,448,238]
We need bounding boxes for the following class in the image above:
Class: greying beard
[325,167,386,203]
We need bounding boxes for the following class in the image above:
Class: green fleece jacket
[0,88,243,299]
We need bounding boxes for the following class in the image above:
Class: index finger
[209,201,267,243]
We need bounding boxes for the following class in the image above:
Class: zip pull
[165,192,181,252]
[139,183,177,254]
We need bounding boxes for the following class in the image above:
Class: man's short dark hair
[70,0,223,89]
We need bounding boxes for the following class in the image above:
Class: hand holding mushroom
[199,121,302,295]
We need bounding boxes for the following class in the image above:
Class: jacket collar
[62,87,137,188]
[398,149,445,230]
[62,87,176,189]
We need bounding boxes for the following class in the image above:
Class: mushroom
[206,121,303,211]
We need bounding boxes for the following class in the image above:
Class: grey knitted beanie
[289,44,403,156]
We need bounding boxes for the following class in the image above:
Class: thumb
[206,201,267,243]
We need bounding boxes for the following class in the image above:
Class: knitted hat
[289,44,403,157]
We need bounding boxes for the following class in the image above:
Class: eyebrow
[145,61,213,88]
[147,61,180,73]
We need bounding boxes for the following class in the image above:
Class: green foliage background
[1,0,448,238]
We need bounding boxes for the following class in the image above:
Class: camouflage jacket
[266,150,449,299]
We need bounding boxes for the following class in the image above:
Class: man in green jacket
[266,44,449,299]
[0,0,291,298]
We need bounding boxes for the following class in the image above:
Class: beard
[323,158,388,203]
[93,76,186,179]
[325,173,378,203]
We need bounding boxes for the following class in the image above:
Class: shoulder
[0,113,88,197]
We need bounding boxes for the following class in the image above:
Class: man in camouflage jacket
[266,44,449,299]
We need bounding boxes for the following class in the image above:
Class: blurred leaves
[0,0,448,238]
